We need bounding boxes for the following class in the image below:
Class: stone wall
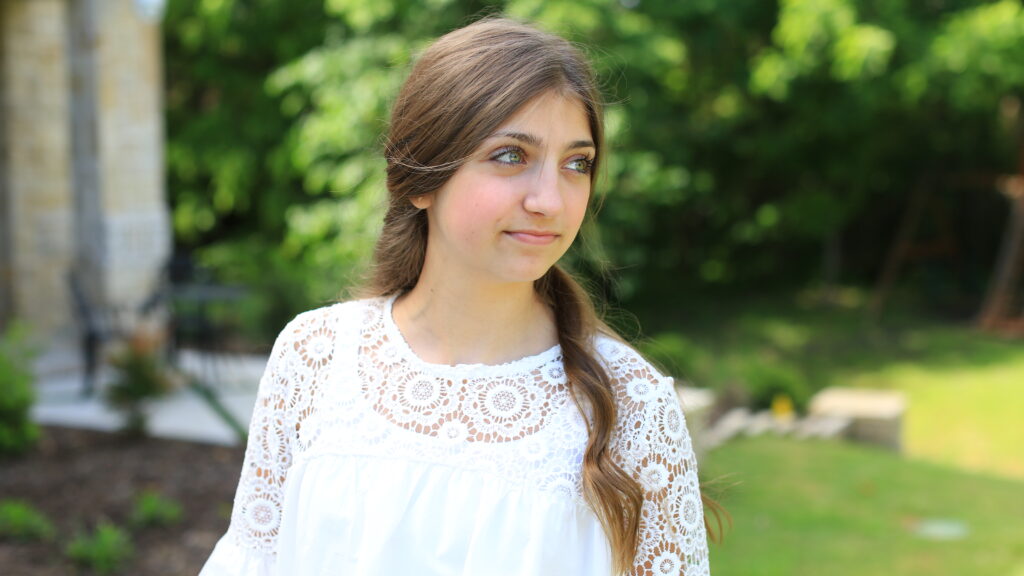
[0,0,75,339]
[0,0,170,347]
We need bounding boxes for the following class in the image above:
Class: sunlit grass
[635,288,1024,479]
[845,356,1024,479]
[703,437,1024,576]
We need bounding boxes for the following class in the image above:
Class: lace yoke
[223,296,710,576]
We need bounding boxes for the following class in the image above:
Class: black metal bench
[68,256,249,397]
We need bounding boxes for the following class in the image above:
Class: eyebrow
[491,130,595,151]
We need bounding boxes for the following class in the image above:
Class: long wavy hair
[363,17,714,572]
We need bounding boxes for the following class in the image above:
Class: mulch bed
[0,426,245,576]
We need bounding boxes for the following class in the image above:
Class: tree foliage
[164,0,1024,336]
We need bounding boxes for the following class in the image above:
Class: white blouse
[200,296,709,576]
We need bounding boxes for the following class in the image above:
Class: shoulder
[592,332,675,405]
[593,333,691,443]
[258,298,384,395]
[267,297,385,360]
[595,334,694,470]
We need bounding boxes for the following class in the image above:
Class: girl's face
[414,91,594,287]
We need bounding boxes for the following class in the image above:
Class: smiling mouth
[505,231,560,245]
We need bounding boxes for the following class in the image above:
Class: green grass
[634,287,1024,480]
[702,437,1024,576]
[844,348,1024,479]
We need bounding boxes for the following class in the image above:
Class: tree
[164,0,1024,333]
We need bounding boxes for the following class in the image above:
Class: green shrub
[65,521,133,575]
[639,332,710,384]
[0,500,55,541]
[197,239,333,345]
[130,490,183,528]
[0,321,39,456]
[739,358,811,413]
[105,331,175,437]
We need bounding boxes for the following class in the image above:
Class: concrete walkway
[31,347,266,447]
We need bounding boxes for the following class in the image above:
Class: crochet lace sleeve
[219,310,327,565]
[599,338,711,576]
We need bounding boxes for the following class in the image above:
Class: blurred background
[2,0,1023,574]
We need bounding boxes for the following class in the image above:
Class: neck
[392,279,558,366]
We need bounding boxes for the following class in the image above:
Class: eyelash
[567,156,595,175]
[489,146,594,175]
[491,146,526,166]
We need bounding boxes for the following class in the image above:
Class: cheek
[445,193,505,243]
[565,189,590,231]
[450,207,486,243]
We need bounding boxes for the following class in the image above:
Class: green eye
[492,147,526,165]
[566,157,593,174]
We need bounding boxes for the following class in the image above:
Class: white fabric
[200,296,710,576]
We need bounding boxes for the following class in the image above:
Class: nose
[522,163,563,216]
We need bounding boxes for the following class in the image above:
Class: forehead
[495,91,592,138]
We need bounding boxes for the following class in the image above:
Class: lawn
[635,287,1024,480]
[702,437,1024,576]
[845,344,1024,479]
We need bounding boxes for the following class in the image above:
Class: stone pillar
[0,4,9,328]
[0,0,76,340]
[89,0,171,311]
[69,0,105,305]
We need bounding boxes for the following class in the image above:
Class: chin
[497,265,555,285]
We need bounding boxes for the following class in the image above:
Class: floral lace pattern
[597,338,710,575]
[225,297,709,575]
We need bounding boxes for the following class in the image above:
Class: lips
[505,230,560,245]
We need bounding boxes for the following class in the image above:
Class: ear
[410,193,433,210]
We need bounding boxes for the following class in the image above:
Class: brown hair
[365,17,681,572]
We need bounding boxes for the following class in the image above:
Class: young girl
[201,17,710,576]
